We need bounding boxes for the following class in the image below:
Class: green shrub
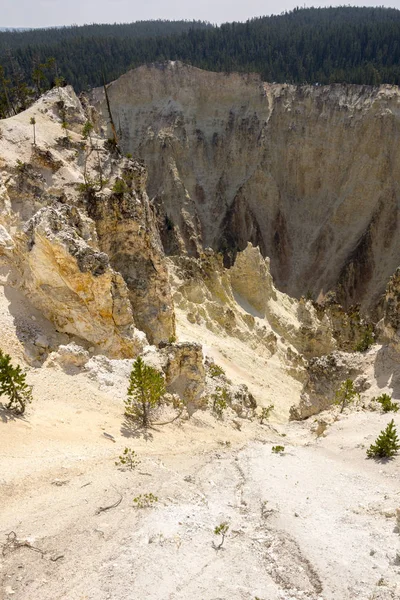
[112,177,129,195]
[272,445,285,454]
[355,328,374,352]
[133,493,158,508]
[115,447,140,470]
[375,393,399,413]
[0,350,32,414]
[212,386,230,418]
[335,379,359,413]
[208,363,225,378]
[259,404,274,424]
[367,420,400,459]
[125,356,166,428]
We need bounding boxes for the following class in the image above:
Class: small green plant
[112,177,129,195]
[133,493,158,508]
[0,350,33,414]
[115,447,140,470]
[212,521,229,549]
[355,327,374,352]
[272,445,285,454]
[259,404,274,424]
[125,356,166,428]
[15,159,27,173]
[82,120,94,142]
[212,386,230,418]
[208,363,225,378]
[125,152,133,159]
[168,335,177,344]
[30,116,36,145]
[374,393,399,413]
[367,420,400,459]
[335,379,359,413]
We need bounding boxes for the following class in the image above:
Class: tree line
[2,7,400,117]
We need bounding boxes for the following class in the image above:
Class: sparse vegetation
[374,393,399,413]
[367,420,400,459]
[125,356,166,428]
[335,379,359,413]
[112,177,129,195]
[0,349,32,414]
[259,404,274,424]
[115,447,140,470]
[82,120,94,144]
[354,327,374,352]
[212,521,229,549]
[211,386,230,418]
[133,493,158,508]
[272,445,285,454]
[208,362,225,378]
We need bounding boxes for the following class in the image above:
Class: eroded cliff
[91,62,400,311]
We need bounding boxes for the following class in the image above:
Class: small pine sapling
[0,350,32,414]
[208,363,225,378]
[82,120,94,146]
[375,393,399,413]
[367,420,400,459]
[259,404,274,424]
[354,327,374,352]
[115,447,140,470]
[133,493,158,508]
[212,386,230,418]
[335,379,359,413]
[212,521,229,549]
[125,356,166,428]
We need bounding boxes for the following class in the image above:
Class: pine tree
[125,356,165,427]
[0,350,32,414]
[335,379,359,413]
[367,419,400,459]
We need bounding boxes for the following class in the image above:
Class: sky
[1,0,400,28]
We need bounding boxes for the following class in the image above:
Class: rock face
[0,86,175,357]
[91,62,400,311]
[159,342,205,412]
[290,351,370,420]
[15,206,143,358]
[87,160,175,345]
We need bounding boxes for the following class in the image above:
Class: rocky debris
[87,159,176,346]
[92,62,400,311]
[45,343,90,370]
[14,205,143,358]
[290,351,369,420]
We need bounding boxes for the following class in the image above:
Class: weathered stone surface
[87,159,175,345]
[289,351,368,420]
[377,268,400,353]
[46,343,90,370]
[159,342,205,412]
[14,205,143,357]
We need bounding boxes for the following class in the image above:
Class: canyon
[0,68,399,599]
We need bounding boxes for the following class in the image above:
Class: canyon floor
[1,277,400,600]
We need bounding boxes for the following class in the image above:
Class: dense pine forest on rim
[1,7,400,118]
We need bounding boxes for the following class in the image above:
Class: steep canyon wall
[91,62,400,311]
